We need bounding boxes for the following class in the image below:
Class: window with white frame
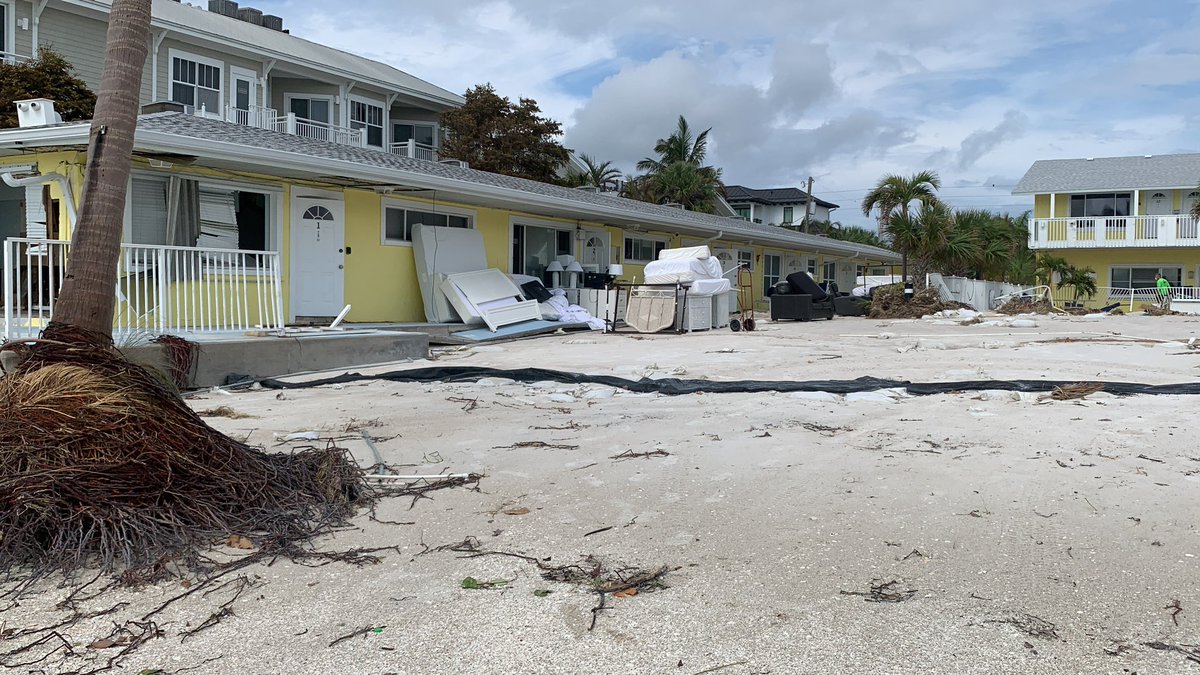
[350,98,385,148]
[0,2,13,60]
[738,249,754,272]
[762,253,782,296]
[171,51,222,115]
[782,207,794,224]
[382,200,473,245]
[1110,266,1181,293]
[823,261,837,282]
[806,257,817,275]
[393,122,436,148]
[623,236,666,263]
[512,222,573,279]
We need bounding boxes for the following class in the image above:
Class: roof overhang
[0,124,897,263]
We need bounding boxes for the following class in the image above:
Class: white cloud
[250,0,1200,221]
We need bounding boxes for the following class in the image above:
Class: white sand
[5,312,1200,674]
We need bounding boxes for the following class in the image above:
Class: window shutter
[198,190,240,250]
[130,178,168,245]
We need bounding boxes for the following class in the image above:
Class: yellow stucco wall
[2,150,891,325]
[1058,248,1200,288]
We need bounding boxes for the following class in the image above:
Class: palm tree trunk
[44,0,152,344]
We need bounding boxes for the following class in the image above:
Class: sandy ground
[6,312,1200,674]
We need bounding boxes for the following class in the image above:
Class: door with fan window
[290,194,345,319]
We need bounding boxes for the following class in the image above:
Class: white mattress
[644,257,723,284]
[688,278,731,296]
[657,245,711,261]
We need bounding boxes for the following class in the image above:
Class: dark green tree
[439,83,569,184]
[565,153,622,191]
[0,48,97,129]
[631,115,724,212]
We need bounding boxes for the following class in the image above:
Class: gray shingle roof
[1012,153,1200,194]
[1,112,897,261]
[141,114,896,260]
[724,184,839,210]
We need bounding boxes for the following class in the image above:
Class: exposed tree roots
[0,327,371,585]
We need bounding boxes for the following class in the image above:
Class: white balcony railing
[3,238,285,340]
[388,139,438,161]
[1029,215,1200,249]
[225,104,278,130]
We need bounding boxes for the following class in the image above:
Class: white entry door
[579,228,610,270]
[290,195,345,319]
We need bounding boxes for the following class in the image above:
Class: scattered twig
[610,449,670,461]
[1167,599,1184,626]
[1041,382,1105,401]
[1033,511,1058,519]
[494,441,579,451]
[1138,454,1166,464]
[584,526,614,538]
[691,661,750,675]
[985,613,1060,640]
[328,625,385,648]
[1143,641,1200,664]
[839,579,916,603]
[587,591,607,632]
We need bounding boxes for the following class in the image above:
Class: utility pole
[802,176,814,233]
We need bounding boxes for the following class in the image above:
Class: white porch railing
[3,238,285,340]
[388,139,438,161]
[1029,215,1200,249]
[225,104,278,129]
[269,113,365,147]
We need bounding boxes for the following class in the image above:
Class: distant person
[1156,273,1171,308]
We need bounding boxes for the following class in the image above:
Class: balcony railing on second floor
[1029,215,1200,249]
[388,139,438,161]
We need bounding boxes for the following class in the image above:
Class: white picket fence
[3,238,285,340]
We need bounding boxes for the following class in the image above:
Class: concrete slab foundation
[123,331,428,389]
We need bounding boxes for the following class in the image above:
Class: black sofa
[769,272,835,321]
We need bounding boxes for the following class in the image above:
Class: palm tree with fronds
[1035,253,1069,299]
[861,170,942,287]
[566,153,623,191]
[885,201,981,289]
[1059,266,1097,306]
[632,115,724,211]
[636,115,711,173]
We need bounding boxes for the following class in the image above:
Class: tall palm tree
[861,170,942,286]
[885,201,981,289]
[636,115,711,173]
[630,115,724,212]
[651,161,723,213]
[44,0,152,343]
[566,153,623,191]
[1035,254,1069,297]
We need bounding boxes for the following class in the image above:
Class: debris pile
[996,297,1058,315]
[1140,303,1181,316]
[868,284,970,319]
[0,333,369,582]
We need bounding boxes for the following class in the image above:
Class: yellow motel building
[1014,153,1200,307]
[0,107,898,338]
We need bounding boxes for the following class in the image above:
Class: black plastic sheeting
[259,366,1200,397]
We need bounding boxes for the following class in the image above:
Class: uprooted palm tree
[861,170,942,286]
[0,0,379,583]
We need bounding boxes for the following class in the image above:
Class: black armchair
[769,272,835,321]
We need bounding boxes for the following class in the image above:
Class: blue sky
[244,0,1200,225]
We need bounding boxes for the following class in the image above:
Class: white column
[1131,189,1140,241]
[1048,192,1056,219]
